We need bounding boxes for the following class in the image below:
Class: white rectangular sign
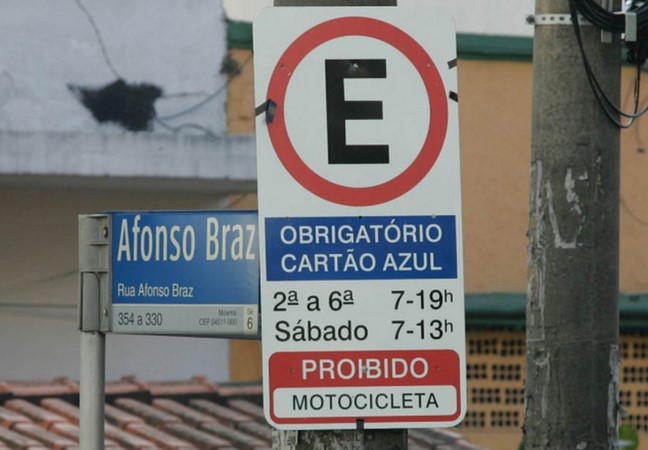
[254,6,465,429]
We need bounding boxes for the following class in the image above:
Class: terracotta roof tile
[4,400,68,430]
[226,400,265,423]
[215,384,263,399]
[39,400,79,425]
[0,405,31,428]
[234,421,272,443]
[0,377,484,450]
[0,424,48,449]
[151,399,217,428]
[11,423,78,450]
[115,399,182,427]
[105,403,146,429]
[198,422,268,450]
[0,379,78,399]
[146,377,219,397]
[189,400,252,426]
[162,422,233,449]
[105,377,150,400]
[48,422,123,449]
[124,422,197,450]
[104,423,159,450]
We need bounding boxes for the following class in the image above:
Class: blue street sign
[109,210,259,336]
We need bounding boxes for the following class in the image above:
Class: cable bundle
[568,0,648,127]
[571,0,648,33]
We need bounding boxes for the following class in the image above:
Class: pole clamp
[78,214,110,332]
[526,14,591,26]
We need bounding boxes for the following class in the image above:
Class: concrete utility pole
[525,0,621,449]
[271,2,405,450]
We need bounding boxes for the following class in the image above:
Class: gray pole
[78,215,109,450]
[80,331,106,450]
[271,0,405,448]
[525,1,620,449]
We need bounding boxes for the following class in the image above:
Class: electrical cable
[161,91,210,99]
[572,0,648,33]
[74,0,250,136]
[569,0,648,128]
[156,54,252,122]
[73,0,122,80]
[156,85,228,121]
[154,118,217,137]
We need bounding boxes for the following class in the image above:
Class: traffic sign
[264,15,448,206]
[254,6,465,429]
[109,211,258,337]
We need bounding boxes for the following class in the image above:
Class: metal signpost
[78,210,259,449]
[254,6,466,430]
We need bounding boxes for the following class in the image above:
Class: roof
[0,376,483,450]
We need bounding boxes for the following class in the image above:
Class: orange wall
[459,59,532,293]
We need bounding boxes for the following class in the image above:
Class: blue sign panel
[109,210,259,337]
[265,215,457,281]
[112,211,258,305]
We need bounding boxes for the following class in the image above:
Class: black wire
[73,0,122,79]
[74,0,252,135]
[156,86,228,122]
[569,0,648,128]
[573,0,648,33]
[569,1,633,127]
[161,91,210,99]
[157,54,252,122]
[154,118,217,137]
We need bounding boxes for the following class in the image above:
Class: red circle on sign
[266,16,448,207]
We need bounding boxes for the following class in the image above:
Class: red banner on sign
[268,349,461,426]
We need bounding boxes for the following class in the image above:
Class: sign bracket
[78,214,110,332]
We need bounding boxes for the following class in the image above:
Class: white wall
[0,0,228,135]
[0,187,238,381]
[0,0,241,382]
